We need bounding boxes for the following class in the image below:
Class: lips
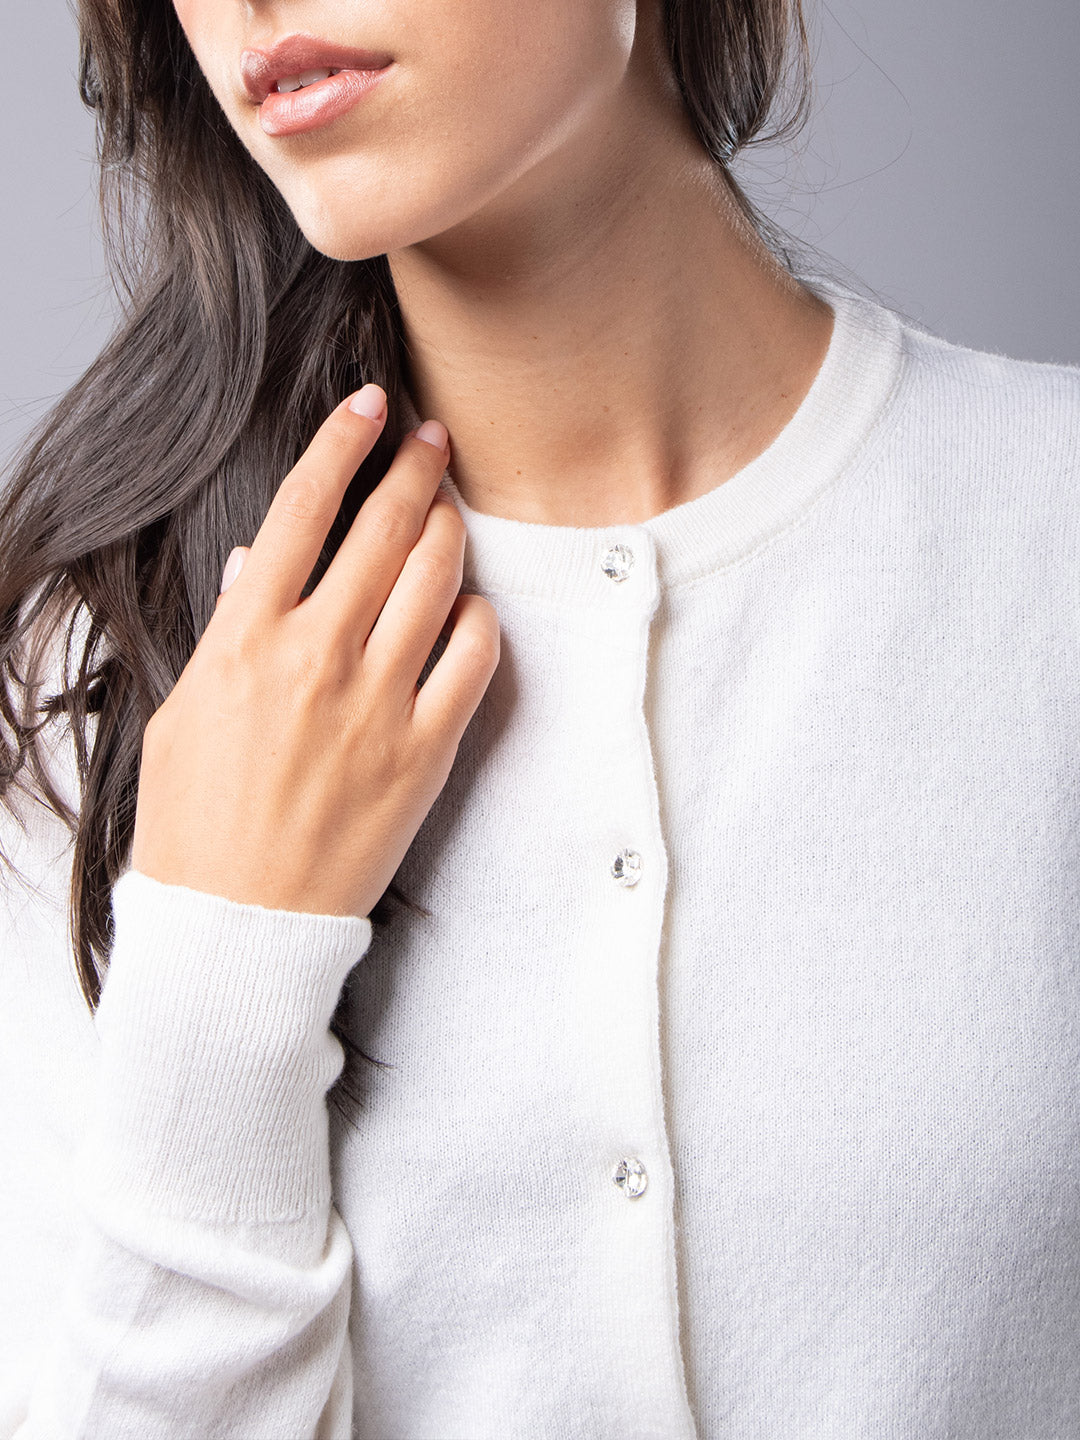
[240,34,393,106]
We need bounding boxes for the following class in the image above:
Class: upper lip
[240,34,393,104]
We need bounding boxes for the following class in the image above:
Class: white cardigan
[4,277,1080,1438]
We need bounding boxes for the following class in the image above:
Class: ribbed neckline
[405,274,906,599]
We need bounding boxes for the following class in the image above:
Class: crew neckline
[409,274,906,599]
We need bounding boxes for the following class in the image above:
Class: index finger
[229,384,387,615]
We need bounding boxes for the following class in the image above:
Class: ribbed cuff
[86,870,373,1223]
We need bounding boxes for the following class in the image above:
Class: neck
[386,55,833,528]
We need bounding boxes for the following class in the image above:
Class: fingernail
[220,547,246,593]
[348,383,387,420]
[415,419,449,451]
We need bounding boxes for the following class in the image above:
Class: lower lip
[259,66,392,137]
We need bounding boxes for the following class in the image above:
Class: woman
[2,0,1078,1434]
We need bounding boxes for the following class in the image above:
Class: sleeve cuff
[86,869,373,1223]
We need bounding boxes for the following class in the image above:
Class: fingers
[412,591,501,737]
[310,420,451,637]
[228,383,390,616]
[361,492,466,686]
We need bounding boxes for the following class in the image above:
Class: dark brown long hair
[0,0,816,1015]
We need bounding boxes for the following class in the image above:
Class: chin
[285,198,430,263]
[276,158,504,263]
[284,202,390,262]
[299,228,386,263]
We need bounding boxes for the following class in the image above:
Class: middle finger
[309,422,451,637]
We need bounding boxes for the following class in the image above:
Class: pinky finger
[413,593,501,736]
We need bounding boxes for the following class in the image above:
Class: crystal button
[613,1157,648,1198]
[611,849,642,886]
[600,544,634,582]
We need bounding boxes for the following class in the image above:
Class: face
[171,0,652,262]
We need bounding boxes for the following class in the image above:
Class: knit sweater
[3,275,1080,1439]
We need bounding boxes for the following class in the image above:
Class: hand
[130,385,500,919]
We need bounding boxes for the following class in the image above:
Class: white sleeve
[8,853,372,1440]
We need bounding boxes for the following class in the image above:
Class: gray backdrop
[3,0,1078,472]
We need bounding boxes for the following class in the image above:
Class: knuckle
[276,473,328,528]
[365,495,417,549]
[457,605,501,670]
[321,411,369,464]
[467,624,502,672]
[210,609,261,665]
[431,494,465,539]
[286,645,323,693]
[197,622,268,702]
[286,611,360,693]
[282,628,339,692]
[411,549,459,599]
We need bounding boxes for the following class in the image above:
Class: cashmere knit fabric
[2,275,1079,1438]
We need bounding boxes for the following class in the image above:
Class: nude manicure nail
[220,547,246,593]
[348,383,387,420]
[415,419,449,451]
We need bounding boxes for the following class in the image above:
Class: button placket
[598,540,652,1212]
[601,542,644,895]
[578,528,691,1423]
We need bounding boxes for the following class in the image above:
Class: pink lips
[240,34,394,137]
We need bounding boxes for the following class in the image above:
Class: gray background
[3,0,1078,472]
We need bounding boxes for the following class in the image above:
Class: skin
[171,0,834,526]
[133,394,500,918]
[133,0,832,916]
